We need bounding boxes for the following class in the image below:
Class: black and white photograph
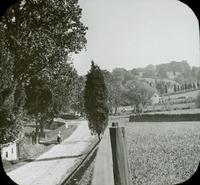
[0,0,200,185]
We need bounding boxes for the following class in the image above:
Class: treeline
[140,60,200,82]
[173,82,200,93]
[155,80,200,95]
[0,0,87,144]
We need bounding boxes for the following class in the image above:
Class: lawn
[118,119,200,185]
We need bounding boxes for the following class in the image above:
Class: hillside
[111,61,200,83]
[136,60,200,83]
[109,61,200,95]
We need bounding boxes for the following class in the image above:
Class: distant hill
[132,60,200,83]
[110,60,200,95]
[110,60,200,83]
[157,60,191,73]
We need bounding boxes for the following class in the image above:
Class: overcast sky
[72,0,200,75]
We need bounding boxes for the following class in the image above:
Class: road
[7,120,94,185]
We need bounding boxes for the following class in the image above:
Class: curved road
[7,120,94,185]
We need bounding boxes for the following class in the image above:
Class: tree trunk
[2,81,18,112]
[114,105,118,115]
[39,122,45,139]
[98,134,101,141]
[35,117,39,144]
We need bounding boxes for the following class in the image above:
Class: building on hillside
[1,140,19,161]
[168,84,174,93]
[151,93,160,105]
[138,72,143,77]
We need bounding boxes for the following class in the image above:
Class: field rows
[120,121,200,185]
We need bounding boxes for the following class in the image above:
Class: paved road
[7,120,94,185]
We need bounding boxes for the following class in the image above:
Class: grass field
[117,118,200,185]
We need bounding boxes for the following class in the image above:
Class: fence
[92,122,132,185]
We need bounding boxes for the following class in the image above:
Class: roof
[0,139,19,147]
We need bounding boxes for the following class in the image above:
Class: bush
[129,113,200,122]
[60,114,79,120]
[45,121,64,130]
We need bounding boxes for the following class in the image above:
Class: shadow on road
[22,154,84,163]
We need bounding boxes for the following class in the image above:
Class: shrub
[129,113,200,122]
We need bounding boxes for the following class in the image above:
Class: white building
[1,141,19,161]
[151,93,160,105]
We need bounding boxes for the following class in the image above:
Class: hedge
[129,113,200,122]
[60,114,79,120]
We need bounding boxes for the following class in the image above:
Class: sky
[72,0,200,75]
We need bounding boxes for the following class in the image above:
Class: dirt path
[7,120,94,185]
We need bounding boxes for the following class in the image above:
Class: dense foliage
[0,0,87,144]
[123,80,155,112]
[102,68,156,114]
[84,62,109,139]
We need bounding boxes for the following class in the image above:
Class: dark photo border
[0,0,199,185]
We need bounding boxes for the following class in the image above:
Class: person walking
[57,131,61,143]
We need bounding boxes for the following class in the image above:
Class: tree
[70,76,85,116]
[48,61,79,115]
[177,85,180,92]
[84,61,109,140]
[189,82,192,89]
[174,84,177,92]
[164,84,168,93]
[102,70,115,114]
[156,81,166,95]
[0,0,87,143]
[25,75,53,143]
[110,68,126,114]
[193,82,196,89]
[197,81,200,88]
[184,83,187,90]
[0,0,87,84]
[157,68,168,79]
[0,100,22,144]
[143,69,156,78]
[123,80,155,113]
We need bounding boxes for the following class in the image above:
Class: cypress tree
[84,61,109,140]
[174,85,177,92]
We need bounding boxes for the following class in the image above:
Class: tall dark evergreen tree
[177,85,180,92]
[84,61,109,140]
[193,82,196,89]
[164,84,168,94]
[174,84,177,92]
